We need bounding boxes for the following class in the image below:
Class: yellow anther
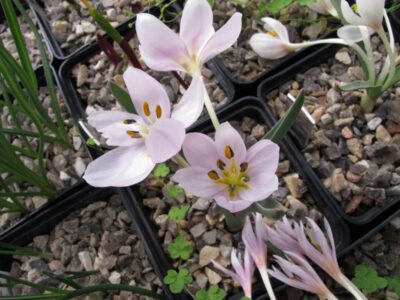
[155,105,162,119]
[126,130,141,138]
[351,3,358,12]
[217,159,226,170]
[123,119,135,124]
[224,146,234,159]
[240,162,248,172]
[143,102,151,117]
[208,170,219,181]
[268,31,278,37]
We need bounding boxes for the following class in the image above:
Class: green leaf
[163,269,193,294]
[388,66,400,86]
[166,186,184,199]
[168,205,189,221]
[195,285,226,300]
[297,0,316,5]
[153,163,170,178]
[264,91,305,144]
[258,0,267,17]
[110,82,136,113]
[167,235,193,260]
[253,198,286,220]
[86,137,96,146]
[266,0,293,14]
[240,297,251,300]
[339,80,381,91]
[352,265,388,295]
[387,276,400,296]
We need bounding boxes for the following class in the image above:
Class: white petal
[87,111,138,131]
[357,0,384,29]
[261,17,290,43]
[83,145,154,187]
[249,33,291,59]
[341,0,364,26]
[337,25,372,44]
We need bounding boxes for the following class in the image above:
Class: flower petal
[101,123,144,147]
[215,122,247,164]
[246,139,280,177]
[83,145,154,187]
[249,33,291,59]
[238,173,278,202]
[337,25,373,44]
[357,0,384,29]
[87,111,138,131]
[215,196,254,213]
[123,67,171,121]
[172,167,224,198]
[136,13,189,72]
[199,12,242,63]
[171,76,205,128]
[180,0,214,55]
[182,132,219,170]
[145,118,185,163]
[341,0,364,26]
[261,17,290,43]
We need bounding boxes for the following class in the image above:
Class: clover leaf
[352,265,388,295]
[164,269,193,294]
[195,285,226,300]
[387,276,400,296]
[166,185,184,199]
[154,163,170,177]
[168,205,189,221]
[168,235,193,260]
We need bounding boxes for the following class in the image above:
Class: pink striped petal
[87,111,138,131]
[215,196,254,213]
[215,122,247,164]
[238,173,278,202]
[182,132,218,170]
[246,139,280,177]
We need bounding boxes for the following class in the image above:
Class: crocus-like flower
[213,248,254,298]
[266,216,303,255]
[249,17,293,59]
[341,0,384,32]
[172,122,279,213]
[242,213,276,300]
[135,0,242,76]
[307,0,338,18]
[83,67,204,187]
[269,251,338,300]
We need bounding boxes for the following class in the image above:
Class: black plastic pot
[116,97,351,300]
[257,45,400,226]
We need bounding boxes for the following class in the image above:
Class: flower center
[267,31,278,37]
[180,53,202,76]
[123,101,162,139]
[351,3,358,13]
[207,145,250,198]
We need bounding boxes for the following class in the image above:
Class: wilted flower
[341,0,384,32]
[242,213,276,300]
[83,68,204,187]
[307,0,338,18]
[136,0,242,76]
[269,251,338,300]
[213,248,254,298]
[266,216,303,255]
[172,122,279,213]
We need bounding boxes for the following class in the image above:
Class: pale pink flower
[269,251,338,300]
[172,122,279,213]
[83,67,204,187]
[136,0,242,76]
[213,248,254,298]
[341,0,384,32]
[266,216,303,255]
[295,218,341,279]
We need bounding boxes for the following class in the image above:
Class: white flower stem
[259,268,276,300]
[350,43,376,84]
[360,26,375,84]
[377,11,396,85]
[172,153,189,168]
[201,77,220,130]
[377,28,396,91]
[336,273,367,300]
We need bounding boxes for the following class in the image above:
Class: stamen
[208,170,219,181]
[240,162,248,172]
[242,176,250,183]
[216,159,226,170]
[126,130,141,138]
[123,119,136,124]
[268,31,278,37]
[155,105,162,119]
[224,146,234,159]
[143,101,151,116]
[351,3,357,12]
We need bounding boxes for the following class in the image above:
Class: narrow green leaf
[389,66,400,86]
[266,0,293,14]
[339,80,381,91]
[264,91,305,144]
[110,82,136,113]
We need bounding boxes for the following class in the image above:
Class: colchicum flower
[242,213,276,300]
[341,0,384,32]
[269,252,338,300]
[83,67,204,187]
[135,0,242,76]
[172,122,279,213]
[266,216,303,255]
[213,248,254,298]
[307,0,338,18]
